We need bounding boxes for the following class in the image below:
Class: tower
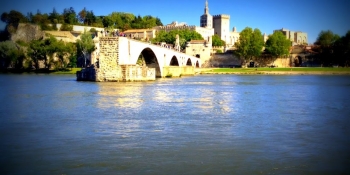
[200,0,213,28]
[213,14,230,46]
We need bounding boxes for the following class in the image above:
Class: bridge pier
[77,64,155,82]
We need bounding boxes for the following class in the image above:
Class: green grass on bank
[52,68,82,74]
[200,67,350,73]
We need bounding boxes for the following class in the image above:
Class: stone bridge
[117,37,201,77]
[77,37,202,81]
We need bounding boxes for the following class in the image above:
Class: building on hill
[122,29,157,40]
[274,28,308,45]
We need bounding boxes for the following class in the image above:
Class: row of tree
[1,8,163,33]
[313,30,350,66]
[234,27,291,66]
[151,29,204,50]
[235,27,350,67]
[0,30,96,71]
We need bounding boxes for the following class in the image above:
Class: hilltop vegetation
[0,7,163,36]
[0,7,164,72]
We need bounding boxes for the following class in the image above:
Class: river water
[0,74,349,174]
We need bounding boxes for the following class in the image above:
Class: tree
[212,34,225,47]
[102,12,162,30]
[1,10,27,25]
[315,30,339,48]
[49,8,62,24]
[78,7,87,24]
[333,30,350,66]
[85,10,96,26]
[0,41,25,69]
[28,39,47,69]
[54,40,74,69]
[265,31,291,57]
[102,15,114,28]
[235,27,264,64]
[60,23,73,31]
[0,41,17,68]
[155,17,163,26]
[314,30,340,66]
[76,30,96,67]
[63,7,77,24]
[152,29,203,50]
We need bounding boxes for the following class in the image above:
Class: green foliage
[235,27,264,63]
[212,34,225,46]
[27,35,75,69]
[2,8,162,32]
[216,49,223,53]
[28,38,48,69]
[335,31,350,66]
[0,41,16,67]
[60,23,73,31]
[76,30,96,67]
[1,10,28,25]
[315,30,339,48]
[89,28,97,33]
[15,40,28,47]
[314,30,350,66]
[63,7,78,24]
[48,8,63,24]
[265,31,291,57]
[78,8,97,26]
[314,30,340,66]
[152,29,203,50]
[102,12,162,31]
[0,41,26,69]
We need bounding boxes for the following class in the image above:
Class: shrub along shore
[197,67,350,75]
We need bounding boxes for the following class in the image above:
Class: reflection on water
[0,74,350,174]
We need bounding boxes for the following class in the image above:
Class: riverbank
[197,67,350,75]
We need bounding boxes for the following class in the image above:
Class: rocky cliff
[10,23,44,42]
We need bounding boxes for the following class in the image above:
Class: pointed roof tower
[200,0,213,28]
[204,0,209,14]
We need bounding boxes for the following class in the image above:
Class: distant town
[0,0,349,74]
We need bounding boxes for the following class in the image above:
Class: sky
[1,0,349,44]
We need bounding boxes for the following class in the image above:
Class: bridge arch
[186,58,192,66]
[169,56,179,66]
[195,61,199,68]
[138,48,161,77]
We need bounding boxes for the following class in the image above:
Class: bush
[216,49,223,53]
[16,40,28,46]
[60,23,73,31]
[89,28,97,33]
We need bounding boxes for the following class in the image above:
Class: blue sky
[1,0,349,44]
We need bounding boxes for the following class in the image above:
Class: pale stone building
[274,28,308,45]
[185,39,212,61]
[202,1,241,49]
[122,29,157,40]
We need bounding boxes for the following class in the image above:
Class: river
[0,74,349,174]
